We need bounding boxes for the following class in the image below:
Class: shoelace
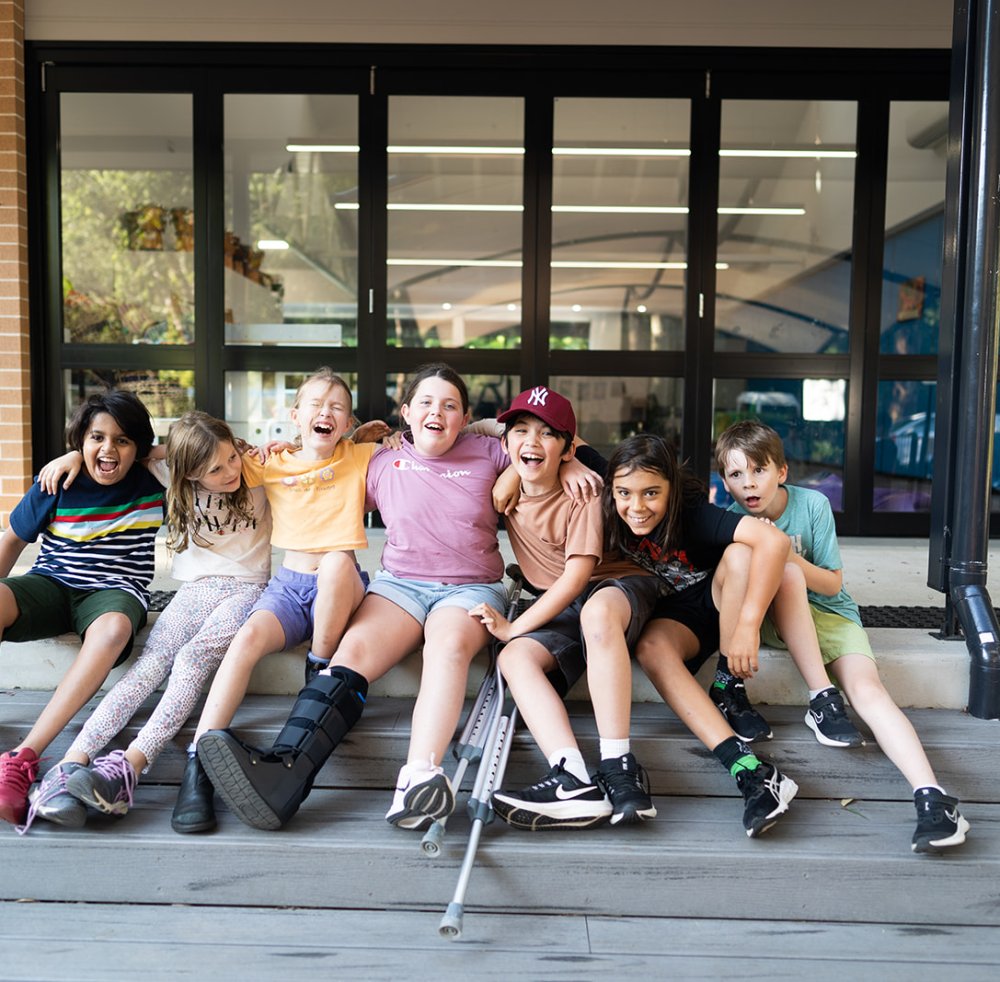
[15,759,62,837]
[599,762,647,800]
[91,750,137,808]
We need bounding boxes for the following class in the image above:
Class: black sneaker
[594,753,657,825]
[805,688,864,748]
[912,788,970,853]
[492,763,612,830]
[735,761,798,837]
[710,678,772,742]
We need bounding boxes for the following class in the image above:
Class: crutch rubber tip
[439,903,464,940]
[421,821,445,858]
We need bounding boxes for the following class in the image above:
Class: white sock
[809,685,836,701]
[914,784,946,795]
[600,737,630,761]
[548,748,589,784]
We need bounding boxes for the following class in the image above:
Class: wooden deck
[2,689,999,980]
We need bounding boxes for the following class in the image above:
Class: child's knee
[779,561,806,591]
[317,551,356,581]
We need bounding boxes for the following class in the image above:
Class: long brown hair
[602,433,706,556]
[165,411,255,552]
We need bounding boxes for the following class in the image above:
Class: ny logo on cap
[527,386,549,407]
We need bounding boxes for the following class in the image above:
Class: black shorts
[649,574,720,674]
[517,574,663,696]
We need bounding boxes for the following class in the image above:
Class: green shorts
[760,605,874,666]
[1,573,146,666]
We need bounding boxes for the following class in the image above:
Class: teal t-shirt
[728,484,861,626]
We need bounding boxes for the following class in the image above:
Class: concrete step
[0,621,974,709]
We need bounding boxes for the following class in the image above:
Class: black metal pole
[931,0,1000,719]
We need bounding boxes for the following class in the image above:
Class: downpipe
[950,579,1000,719]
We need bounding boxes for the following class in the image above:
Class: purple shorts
[252,564,369,650]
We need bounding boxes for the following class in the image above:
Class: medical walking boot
[198,667,368,831]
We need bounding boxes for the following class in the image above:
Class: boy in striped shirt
[0,389,164,825]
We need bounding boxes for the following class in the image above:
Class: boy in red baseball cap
[469,386,654,829]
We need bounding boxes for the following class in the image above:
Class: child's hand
[559,456,603,502]
[492,465,521,515]
[381,430,404,450]
[38,450,83,493]
[254,440,295,462]
[723,625,760,679]
[352,419,392,444]
[469,602,515,642]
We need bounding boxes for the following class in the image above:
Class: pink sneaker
[0,748,40,825]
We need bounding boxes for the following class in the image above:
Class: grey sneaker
[66,749,137,817]
[22,761,88,831]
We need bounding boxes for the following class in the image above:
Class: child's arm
[470,554,596,642]
[558,452,603,502]
[786,548,843,597]
[37,450,83,494]
[0,527,29,578]
[492,465,521,515]
[726,515,790,677]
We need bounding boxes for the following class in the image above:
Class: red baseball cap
[497,386,576,435]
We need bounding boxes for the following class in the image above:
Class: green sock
[712,735,761,776]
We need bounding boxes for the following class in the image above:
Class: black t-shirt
[621,498,743,596]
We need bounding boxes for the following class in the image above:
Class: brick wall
[0,1,28,527]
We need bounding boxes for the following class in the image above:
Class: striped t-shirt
[9,465,165,608]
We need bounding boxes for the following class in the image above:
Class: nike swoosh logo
[555,784,598,800]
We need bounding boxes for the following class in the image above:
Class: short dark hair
[715,418,787,475]
[502,412,574,454]
[65,389,155,459]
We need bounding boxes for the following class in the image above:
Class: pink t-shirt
[366,432,509,584]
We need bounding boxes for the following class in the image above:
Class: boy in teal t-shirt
[714,418,969,853]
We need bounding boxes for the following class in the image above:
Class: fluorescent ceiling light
[285,143,359,153]
[387,203,523,212]
[387,258,523,267]
[552,261,686,270]
[553,147,691,157]
[720,149,856,158]
[257,239,289,250]
[334,202,360,210]
[718,207,806,215]
[290,143,853,159]
[552,205,688,215]
[387,145,524,155]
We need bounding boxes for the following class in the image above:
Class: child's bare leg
[310,552,367,661]
[329,594,424,683]
[193,610,285,740]
[770,562,832,691]
[580,586,634,740]
[405,607,489,765]
[498,639,577,757]
[831,654,936,788]
[712,542,756,677]
[16,611,133,756]
[637,617,799,837]
[636,619,733,749]
[0,583,18,640]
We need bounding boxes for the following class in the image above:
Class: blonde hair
[165,411,255,552]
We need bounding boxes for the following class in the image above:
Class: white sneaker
[385,760,454,830]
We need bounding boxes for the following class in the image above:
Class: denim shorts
[252,564,369,650]
[367,570,506,626]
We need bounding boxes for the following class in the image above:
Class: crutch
[420,566,527,858]
[438,567,531,940]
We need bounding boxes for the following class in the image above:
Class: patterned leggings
[69,576,265,769]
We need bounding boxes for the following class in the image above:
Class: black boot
[197,667,368,831]
[171,754,217,833]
